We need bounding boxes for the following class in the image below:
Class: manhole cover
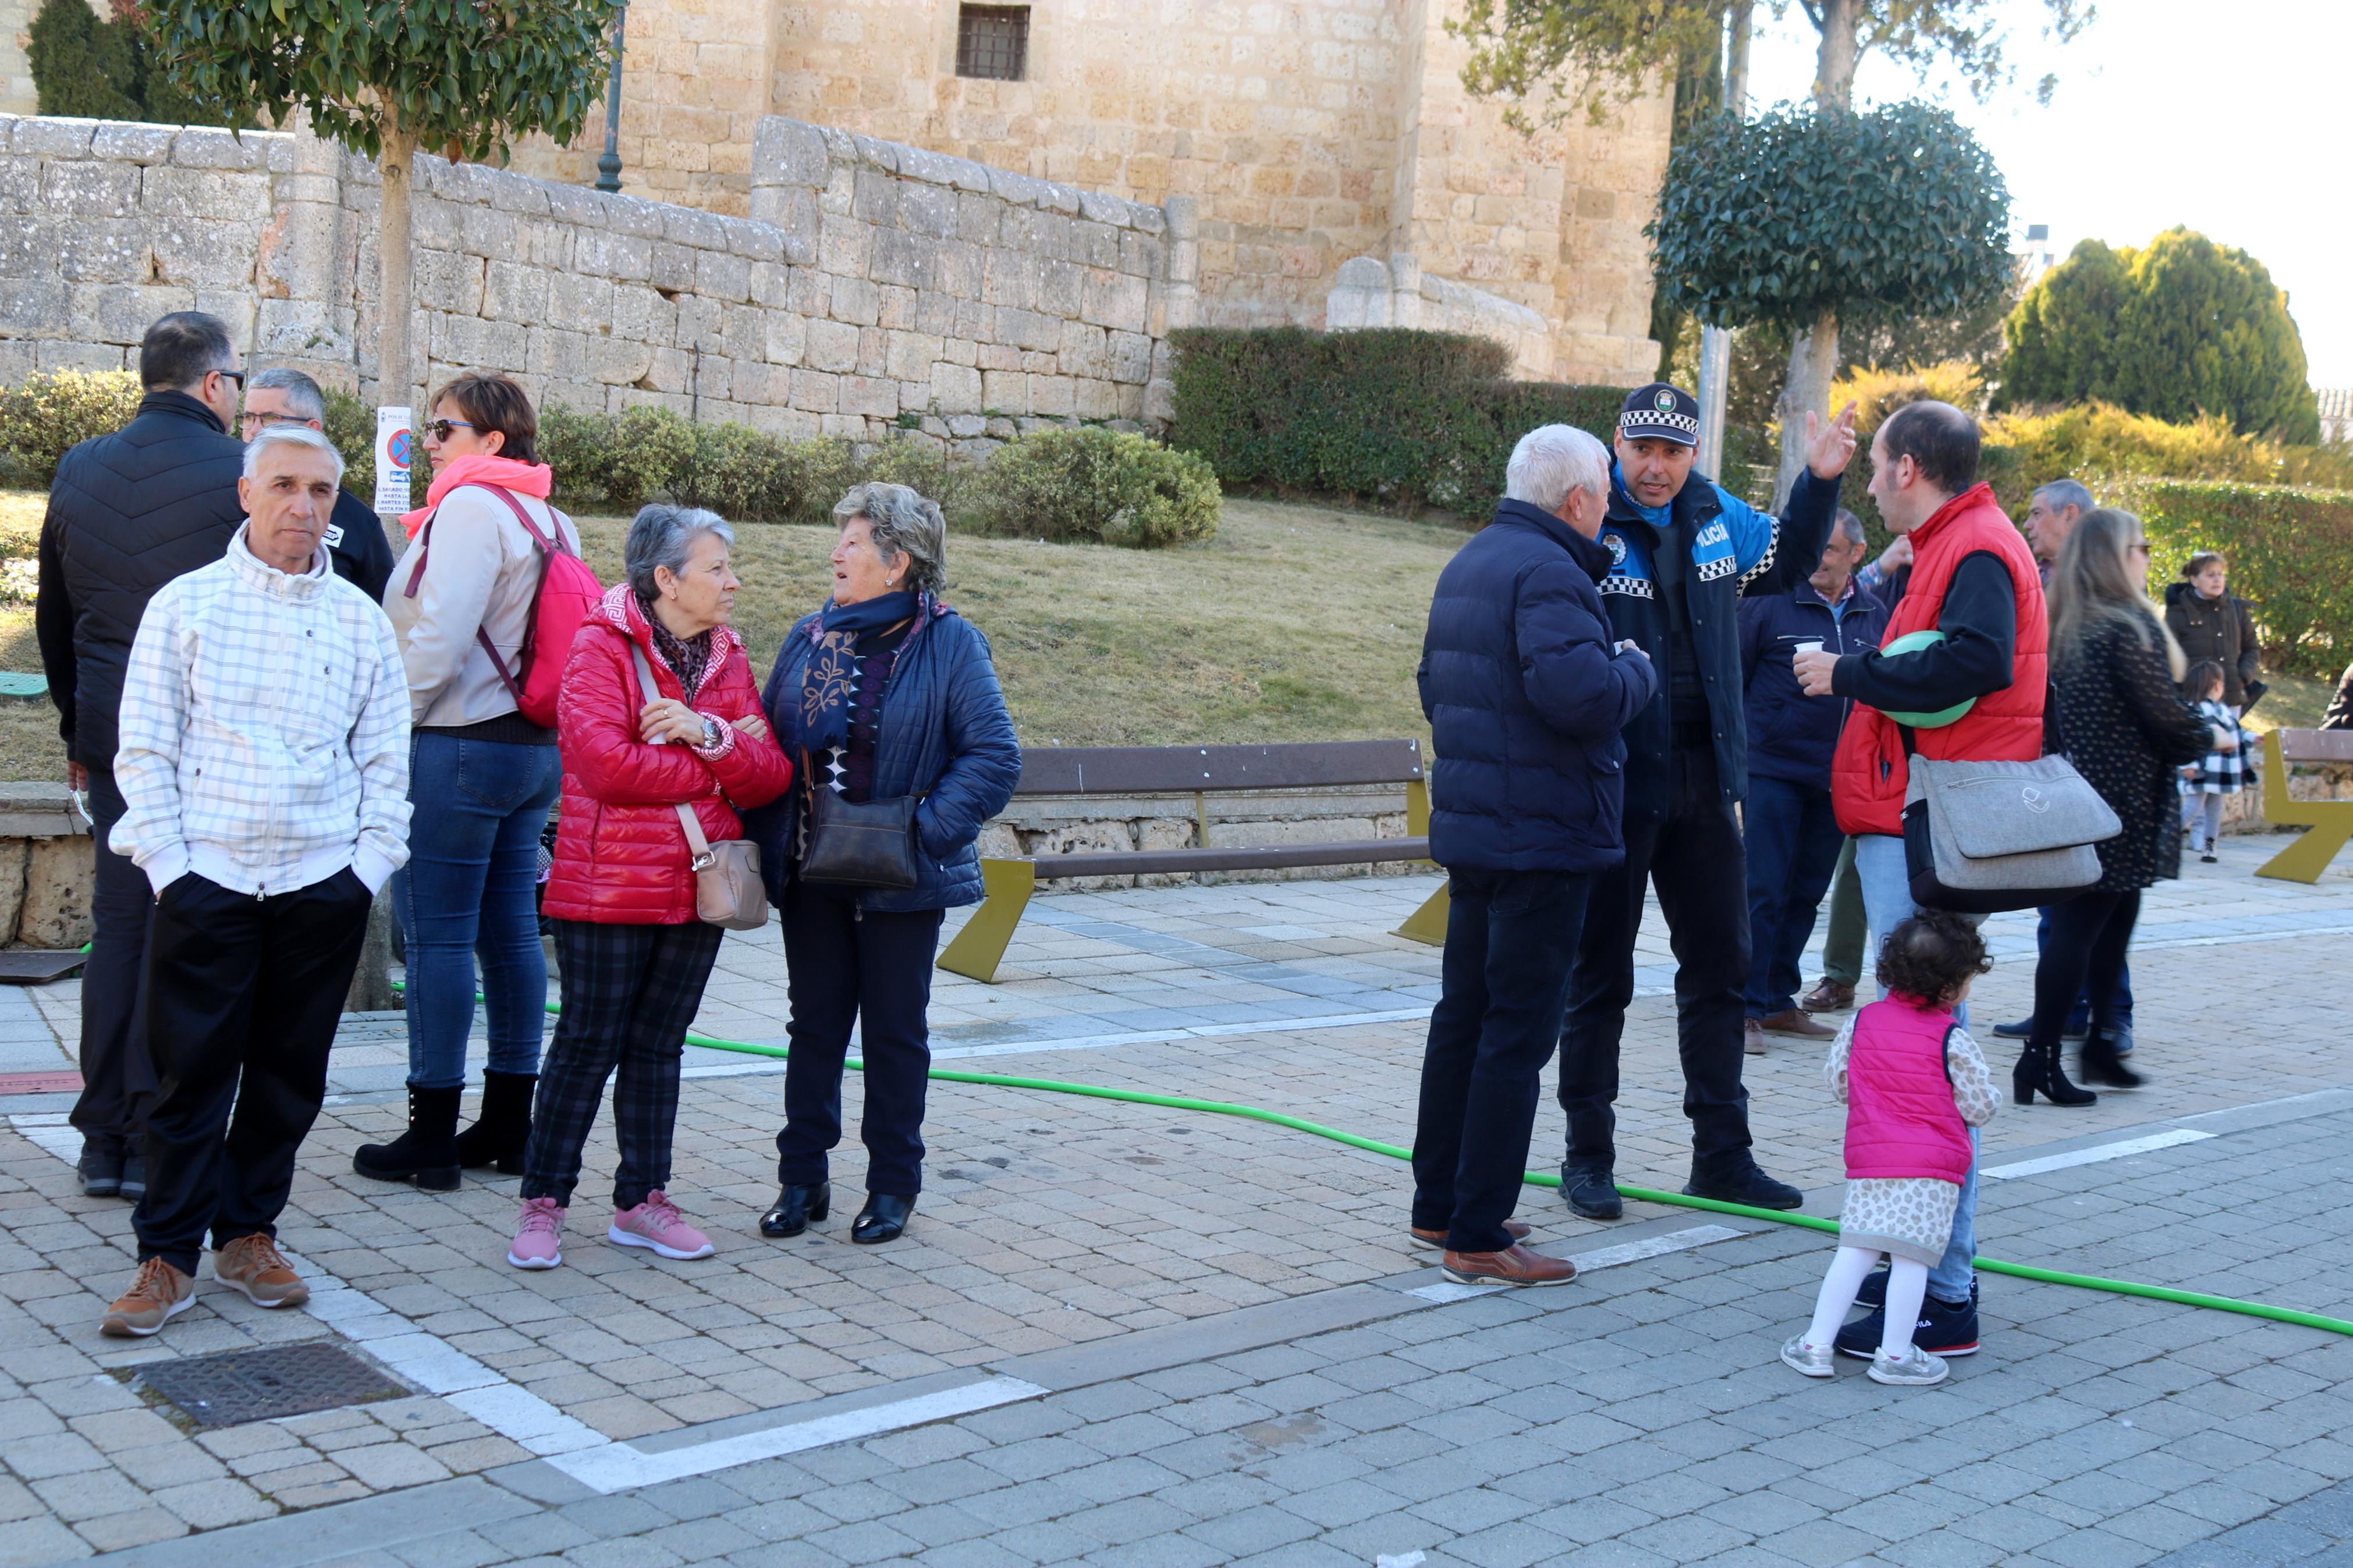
[136,1340,410,1428]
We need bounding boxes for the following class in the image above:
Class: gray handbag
[631,646,771,930]
[1901,751,2121,914]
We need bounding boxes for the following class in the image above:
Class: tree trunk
[1726,0,1754,114]
[1813,0,1861,109]
[1776,309,1839,506]
[376,123,418,419]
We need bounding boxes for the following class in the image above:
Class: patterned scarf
[798,590,920,752]
[638,592,713,700]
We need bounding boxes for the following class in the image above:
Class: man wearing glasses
[240,368,395,600]
[36,311,249,1202]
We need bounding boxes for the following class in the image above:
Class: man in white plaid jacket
[100,423,413,1338]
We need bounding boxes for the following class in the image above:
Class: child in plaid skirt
[2178,659,2255,862]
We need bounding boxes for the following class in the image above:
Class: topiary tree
[27,0,144,120]
[1999,229,2319,443]
[1649,99,2013,497]
[144,1,623,447]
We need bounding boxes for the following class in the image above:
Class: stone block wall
[0,784,93,948]
[1325,254,1550,379]
[978,787,1419,889]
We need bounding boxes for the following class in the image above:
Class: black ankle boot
[353,1085,463,1189]
[851,1193,914,1244]
[453,1070,537,1174]
[2077,1029,2143,1089]
[760,1182,831,1238]
[2013,1041,2097,1107]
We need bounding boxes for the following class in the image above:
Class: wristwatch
[700,716,722,749]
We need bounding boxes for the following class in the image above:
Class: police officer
[1557,383,1857,1219]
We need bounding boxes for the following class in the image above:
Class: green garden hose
[415,983,2353,1338]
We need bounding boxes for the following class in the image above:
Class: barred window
[956,5,1029,81]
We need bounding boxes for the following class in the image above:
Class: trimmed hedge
[975,426,1219,547]
[2125,480,2353,675]
[0,370,143,488]
[1168,325,1776,518]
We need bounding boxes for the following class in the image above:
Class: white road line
[1406,1223,1748,1302]
[1982,1128,2216,1181]
[546,1376,1048,1494]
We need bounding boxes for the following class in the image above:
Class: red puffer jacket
[544,586,793,924]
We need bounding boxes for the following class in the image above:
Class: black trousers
[775,882,945,1197]
[69,765,158,1151]
[1559,745,1755,1174]
[523,919,724,1211]
[136,869,373,1276]
[1413,867,1596,1253]
[2028,889,2141,1058]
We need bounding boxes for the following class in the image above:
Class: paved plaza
[2,834,2352,1566]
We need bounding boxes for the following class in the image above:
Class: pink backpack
[404,483,602,728]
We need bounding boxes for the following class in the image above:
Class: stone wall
[1324,254,1550,379]
[979,785,1421,890]
[0,111,1184,445]
[0,785,93,948]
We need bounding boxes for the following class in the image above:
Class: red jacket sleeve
[694,654,794,809]
[556,626,727,807]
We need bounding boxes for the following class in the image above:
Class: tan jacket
[384,485,581,728]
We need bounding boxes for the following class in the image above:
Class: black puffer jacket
[2161,580,2262,708]
[2053,613,2216,891]
[35,390,244,770]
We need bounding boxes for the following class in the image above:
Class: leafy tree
[26,0,144,120]
[1650,99,2013,494]
[144,1,623,427]
[1999,229,2319,443]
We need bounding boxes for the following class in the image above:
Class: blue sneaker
[1836,1281,1979,1359]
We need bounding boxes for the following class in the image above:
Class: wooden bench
[2256,728,2353,883]
[935,738,1447,983]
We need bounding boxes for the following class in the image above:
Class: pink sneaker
[609,1190,713,1260]
[507,1197,565,1270]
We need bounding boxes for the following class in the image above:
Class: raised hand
[1806,399,1860,479]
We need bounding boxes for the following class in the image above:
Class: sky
[1741,0,2353,387]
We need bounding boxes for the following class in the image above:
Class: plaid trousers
[522,919,724,1211]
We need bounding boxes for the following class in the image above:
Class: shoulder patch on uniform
[1606,534,1628,566]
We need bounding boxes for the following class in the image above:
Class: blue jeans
[1742,776,1847,1018]
[391,733,562,1090]
[1852,834,1976,1301]
[2034,906,2134,1032]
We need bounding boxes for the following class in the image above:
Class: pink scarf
[400,454,555,537]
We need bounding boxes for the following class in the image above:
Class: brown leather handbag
[796,754,922,890]
[630,646,769,930]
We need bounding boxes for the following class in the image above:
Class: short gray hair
[626,504,734,602]
[1504,424,1611,514]
[1832,508,1868,549]
[2033,478,2095,515]
[834,482,946,595]
[248,367,326,424]
[243,422,344,486]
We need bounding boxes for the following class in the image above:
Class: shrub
[537,403,697,511]
[2123,481,2353,676]
[0,369,143,487]
[972,426,1220,547]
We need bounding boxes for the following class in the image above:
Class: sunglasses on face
[216,369,246,389]
[425,419,480,440]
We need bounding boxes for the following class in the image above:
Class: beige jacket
[384,485,581,728]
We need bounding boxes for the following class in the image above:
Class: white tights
[1802,1245,1928,1359]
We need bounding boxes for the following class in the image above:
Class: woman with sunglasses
[357,372,580,1190]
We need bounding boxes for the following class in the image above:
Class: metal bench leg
[2255,813,2353,884]
[1393,879,1449,946]
[935,859,1036,983]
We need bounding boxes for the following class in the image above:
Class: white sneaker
[1780,1336,1836,1378]
[1869,1343,1949,1386]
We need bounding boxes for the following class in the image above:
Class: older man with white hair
[1408,424,1657,1287]
[98,423,411,1338]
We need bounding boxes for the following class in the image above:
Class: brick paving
[0,833,2350,1564]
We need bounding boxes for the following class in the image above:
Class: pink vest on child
[1844,997,1972,1185]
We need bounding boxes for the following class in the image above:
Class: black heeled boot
[760,1182,831,1238]
[353,1085,463,1189]
[852,1193,914,1245]
[2013,1040,2097,1107]
[2077,1029,2143,1089]
[453,1069,537,1174]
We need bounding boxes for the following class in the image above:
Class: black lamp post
[594,4,629,193]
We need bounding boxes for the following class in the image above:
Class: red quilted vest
[1832,482,2048,837]
[1844,998,1972,1185]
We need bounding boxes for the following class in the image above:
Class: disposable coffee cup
[1794,639,1823,656]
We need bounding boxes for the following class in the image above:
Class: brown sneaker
[214,1234,308,1309]
[1409,1219,1529,1250]
[100,1257,196,1338]
[1761,1009,1837,1040]
[1442,1243,1577,1288]
[1745,1018,1768,1055]
[1801,979,1855,1012]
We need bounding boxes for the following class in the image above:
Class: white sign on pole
[373,406,413,515]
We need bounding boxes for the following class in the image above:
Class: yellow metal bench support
[935,858,1036,983]
[1392,777,1449,945]
[2255,730,2353,883]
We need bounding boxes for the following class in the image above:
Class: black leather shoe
[851,1193,913,1245]
[1683,1161,1804,1211]
[760,1182,830,1238]
[1561,1165,1623,1221]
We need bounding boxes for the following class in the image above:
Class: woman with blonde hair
[2020,509,2227,1104]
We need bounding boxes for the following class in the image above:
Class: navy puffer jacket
[1417,499,1658,872]
[744,601,1020,912]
